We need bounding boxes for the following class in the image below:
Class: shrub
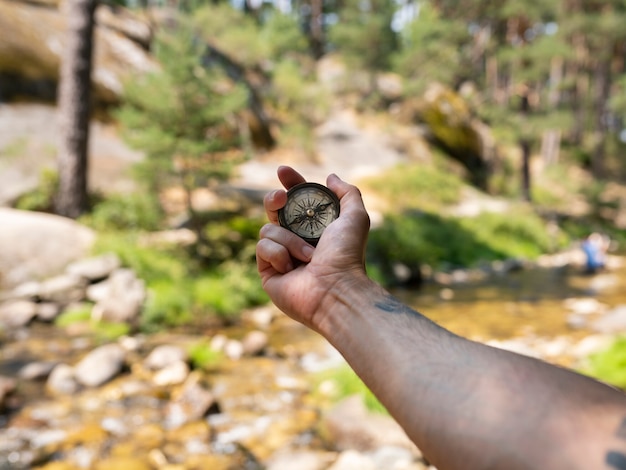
[582,337,626,389]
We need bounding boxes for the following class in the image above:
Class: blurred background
[1,0,626,468]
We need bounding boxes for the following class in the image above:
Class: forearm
[318,276,626,470]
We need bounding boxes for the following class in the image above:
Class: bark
[56,0,97,218]
[519,90,532,202]
[591,57,611,178]
[309,0,325,59]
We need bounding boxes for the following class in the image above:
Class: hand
[256,166,371,331]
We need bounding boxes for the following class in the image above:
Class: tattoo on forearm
[374,294,419,317]
[606,416,626,469]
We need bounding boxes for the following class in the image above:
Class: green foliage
[314,364,387,414]
[368,206,560,283]
[188,341,225,371]
[116,18,248,196]
[55,304,92,327]
[81,192,162,231]
[362,163,464,211]
[55,304,129,340]
[582,337,626,389]
[15,168,58,212]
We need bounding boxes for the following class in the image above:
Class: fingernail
[302,244,315,260]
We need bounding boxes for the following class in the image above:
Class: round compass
[278,182,340,246]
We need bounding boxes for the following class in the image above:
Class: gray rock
[0,299,38,328]
[91,269,145,323]
[145,345,188,370]
[592,305,626,334]
[46,364,80,395]
[66,253,121,281]
[0,375,17,410]
[19,361,58,380]
[2,280,41,301]
[165,372,216,429]
[0,208,95,290]
[39,274,87,303]
[321,396,419,454]
[74,343,126,387]
[35,302,62,322]
[242,330,268,356]
[152,360,190,386]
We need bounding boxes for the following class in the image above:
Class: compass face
[278,182,340,245]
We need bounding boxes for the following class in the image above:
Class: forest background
[4,0,626,361]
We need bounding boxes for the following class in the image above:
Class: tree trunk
[519,90,532,202]
[56,0,97,219]
[591,57,611,178]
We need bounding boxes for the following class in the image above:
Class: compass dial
[278,182,340,246]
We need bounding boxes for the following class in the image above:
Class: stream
[1,258,625,469]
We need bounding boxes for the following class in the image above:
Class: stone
[91,269,146,323]
[74,343,126,387]
[144,345,188,370]
[592,306,626,334]
[320,396,419,454]
[152,360,190,387]
[327,450,376,470]
[0,375,17,410]
[46,363,80,395]
[66,253,121,282]
[19,361,58,380]
[266,450,336,470]
[165,372,216,429]
[39,274,87,303]
[3,280,41,301]
[0,209,95,290]
[224,339,244,360]
[242,330,268,356]
[0,299,38,328]
[36,302,62,322]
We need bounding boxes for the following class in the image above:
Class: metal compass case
[278,182,340,246]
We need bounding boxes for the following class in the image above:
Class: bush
[15,168,58,212]
[582,337,626,389]
[82,193,162,231]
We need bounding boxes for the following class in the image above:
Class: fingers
[326,173,370,231]
[277,166,306,189]
[257,224,314,273]
[264,189,287,225]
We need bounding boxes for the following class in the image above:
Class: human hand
[256,166,371,331]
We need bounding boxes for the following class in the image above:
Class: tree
[56,0,97,218]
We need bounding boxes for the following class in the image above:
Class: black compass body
[278,182,340,246]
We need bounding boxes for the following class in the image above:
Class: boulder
[0,209,95,290]
[0,0,156,104]
[66,253,121,282]
[90,268,146,323]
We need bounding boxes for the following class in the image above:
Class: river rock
[144,344,188,370]
[152,360,190,386]
[266,450,336,470]
[0,299,38,328]
[0,209,95,290]
[320,395,419,454]
[165,372,216,429]
[242,330,269,356]
[328,450,377,470]
[36,302,62,322]
[47,363,80,395]
[39,274,87,303]
[66,253,121,282]
[0,375,17,410]
[592,305,626,334]
[19,360,58,380]
[74,343,126,387]
[90,269,146,323]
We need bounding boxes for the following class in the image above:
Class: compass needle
[278,182,340,246]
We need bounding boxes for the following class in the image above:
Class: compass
[278,182,340,246]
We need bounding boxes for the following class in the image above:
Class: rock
[144,345,188,370]
[327,450,377,470]
[66,253,121,282]
[39,274,87,303]
[36,302,62,322]
[165,372,216,429]
[46,363,80,395]
[370,445,426,470]
[152,360,190,387]
[91,269,146,323]
[592,305,626,334]
[0,209,95,290]
[0,375,17,410]
[19,361,58,380]
[563,297,607,316]
[320,396,419,454]
[242,330,268,356]
[2,280,41,301]
[0,0,156,104]
[267,450,337,470]
[74,343,126,387]
[224,339,244,360]
[0,299,38,328]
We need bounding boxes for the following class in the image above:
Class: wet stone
[73,343,126,387]
[46,364,80,395]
